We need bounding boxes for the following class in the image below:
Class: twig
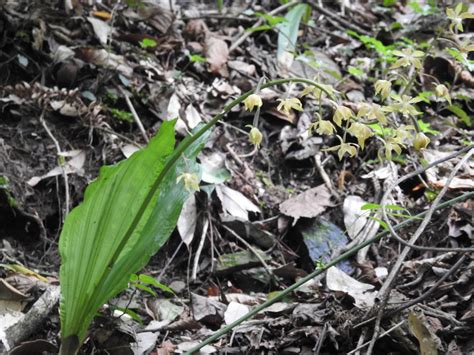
[389,253,467,316]
[229,0,300,53]
[118,87,149,143]
[308,3,371,36]
[314,153,340,199]
[191,218,209,281]
[95,126,143,148]
[39,111,70,216]
[366,147,474,355]
[352,253,467,333]
[347,320,405,355]
[383,145,474,253]
[221,224,274,278]
[182,191,473,355]
[157,241,184,282]
[314,322,328,355]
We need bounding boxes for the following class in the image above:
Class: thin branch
[191,218,209,281]
[385,145,474,253]
[39,111,70,216]
[183,191,473,355]
[119,87,149,143]
[221,224,274,278]
[366,147,473,355]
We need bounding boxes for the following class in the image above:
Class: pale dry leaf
[77,48,133,77]
[177,195,197,246]
[131,320,166,355]
[279,184,333,219]
[191,293,226,322]
[215,185,260,220]
[120,144,140,159]
[343,195,371,240]
[326,266,376,308]
[205,36,229,76]
[87,17,112,45]
[184,104,202,129]
[27,150,86,186]
[224,301,250,325]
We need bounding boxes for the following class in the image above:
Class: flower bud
[243,94,263,112]
[374,80,391,100]
[413,132,430,151]
[248,126,263,148]
[435,84,451,104]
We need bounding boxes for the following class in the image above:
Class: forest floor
[0,1,473,354]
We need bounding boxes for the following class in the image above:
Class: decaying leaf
[326,266,376,308]
[205,36,229,76]
[87,17,112,45]
[224,301,250,325]
[279,185,333,219]
[343,195,371,240]
[216,185,260,220]
[177,195,197,246]
[408,311,439,355]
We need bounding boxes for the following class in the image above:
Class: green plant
[58,120,210,354]
[109,108,134,123]
[58,78,332,354]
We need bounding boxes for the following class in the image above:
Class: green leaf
[368,216,389,231]
[447,104,471,126]
[139,274,175,295]
[139,38,157,49]
[417,119,440,135]
[188,54,207,63]
[361,203,381,210]
[277,4,309,65]
[59,120,209,348]
[112,306,143,324]
[133,283,157,297]
[348,66,364,77]
[245,24,274,33]
[254,12,287,27]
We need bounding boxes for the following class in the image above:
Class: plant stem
[184,191,474,354]
[105,78,333,274]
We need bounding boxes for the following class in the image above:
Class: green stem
[72,78,333,346]
[184,191,474,354]
[108,78,333,275]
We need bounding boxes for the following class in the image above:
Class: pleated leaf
[59,120,209,348]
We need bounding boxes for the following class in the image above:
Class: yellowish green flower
[332,103,354,127]
[457,39,474,58]
[277,97,304,115]
[413,132,430,151]
[384,95,422,116]
[301,83,337,98]
[394,125,416,143]
[347,122,373,150]
[324,135,358,160]
[176,173,200,192]
[309,119,335,136]
[435,84,451,104]
[357,103,387,125]
[446,3,474,33]
[374,80,392,100]
[382,138,404,161]
[243,94,263,112]
[247,125,263,148]
[391,48,425,69]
